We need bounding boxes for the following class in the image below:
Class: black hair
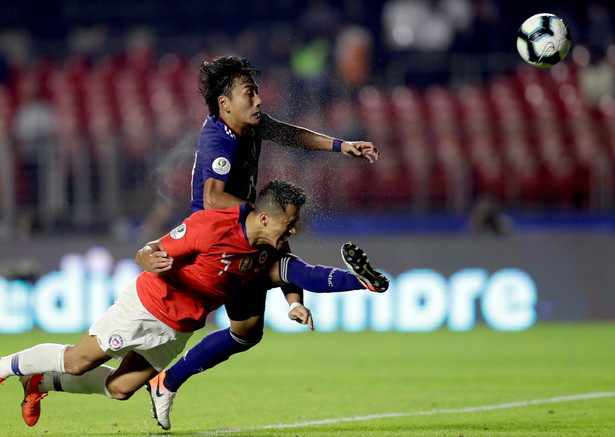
[255,179,307,217]
[199,55,260,116]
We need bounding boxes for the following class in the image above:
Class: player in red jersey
[0,180,388,427]
[0,180,306,426]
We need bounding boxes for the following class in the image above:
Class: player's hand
[148,251,173,273]
[341,141,380,163]
[288,304,314,331]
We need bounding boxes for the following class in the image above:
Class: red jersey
[137,204,277,332]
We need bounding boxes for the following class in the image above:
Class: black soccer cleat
[341,242,389,293]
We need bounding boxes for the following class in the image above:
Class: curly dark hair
[199,55,260,117]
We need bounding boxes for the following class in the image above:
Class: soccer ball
[517,13,571,68]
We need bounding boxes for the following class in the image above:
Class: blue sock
[164,328,256,392]
[279,255,364,292]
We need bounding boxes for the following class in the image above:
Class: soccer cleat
[146,371,176,430]
[20,374,47,427]
[341,242,389,293]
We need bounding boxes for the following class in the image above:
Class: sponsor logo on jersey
[239,256,253,271]
[170,223,187,239]
[212,157,231,175]
[109,334,124,351]
[258,251,268,264]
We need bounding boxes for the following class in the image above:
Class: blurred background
[1,0,614,333]
[1,0,614,238]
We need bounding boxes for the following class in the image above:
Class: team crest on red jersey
[239,256,253,272]
[258,251,268,264]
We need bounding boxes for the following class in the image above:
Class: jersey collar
[217,115,243,137]
[239,203,253,243]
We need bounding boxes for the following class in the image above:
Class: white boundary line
[200,391,615,435]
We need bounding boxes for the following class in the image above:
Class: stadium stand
[0,1,613,237]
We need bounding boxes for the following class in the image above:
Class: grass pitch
[2,322,614,436]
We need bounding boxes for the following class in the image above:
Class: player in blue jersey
[146,55,382,430]
[190,56,378,212]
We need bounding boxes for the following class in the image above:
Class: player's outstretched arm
[135,240,173,273]
[268,119,380,163]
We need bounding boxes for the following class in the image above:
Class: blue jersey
[190,112,279,212]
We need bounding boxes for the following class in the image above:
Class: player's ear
[219,95,229,113]
[259,212,270,226]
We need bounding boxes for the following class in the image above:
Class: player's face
[223,76,261,132]
[266,205,299,250]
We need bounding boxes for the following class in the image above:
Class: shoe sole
[341,243,389,293]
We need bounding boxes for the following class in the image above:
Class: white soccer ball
[517,13,571,68]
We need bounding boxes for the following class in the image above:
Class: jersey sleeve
[160,211,217,258]
[198,119,238,184]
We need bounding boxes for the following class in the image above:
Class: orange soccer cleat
[20,374,48,426]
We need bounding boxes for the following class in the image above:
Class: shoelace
[24,392,48,408]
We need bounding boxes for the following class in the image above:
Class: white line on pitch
[199,391,615,435]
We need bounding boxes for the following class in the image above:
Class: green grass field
[2,322,614,436]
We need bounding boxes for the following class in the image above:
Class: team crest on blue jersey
[109,334,124,351]
[170,223,187,239]
[258,251,268,264]
[239,256,254,272]
[212,157,231,175]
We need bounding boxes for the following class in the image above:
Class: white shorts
[89,279,192,372]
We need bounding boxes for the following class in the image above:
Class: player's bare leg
[229,315,263,338]
[106,351,157,400]
[63,334,113,375]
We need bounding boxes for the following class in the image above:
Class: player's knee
[105,378,135,400]
[107,387,135,401]
[63,358,97,376]
[63,344,106,375]
[230,329,263,351]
